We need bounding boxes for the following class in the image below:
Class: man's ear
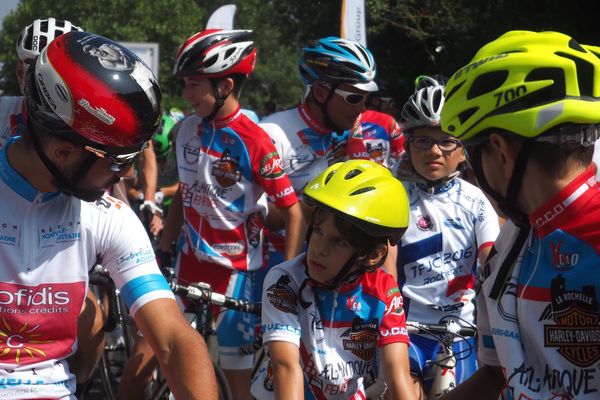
[311,84,330,104]
[217,77,235,97]
[47,138,80,164]
[488,133,522,179]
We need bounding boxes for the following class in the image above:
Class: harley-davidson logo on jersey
[259,152,284,180]
[211,149,242,187]
[543,275,600,367]
[266,275,297,314]
[342,318,378,361]
[366,141,385,163]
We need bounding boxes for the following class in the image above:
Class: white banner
[206,4,237,30]
[340,0,366,46]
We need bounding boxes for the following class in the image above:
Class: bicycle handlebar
[169,281,261,316]
[406,320,476,337]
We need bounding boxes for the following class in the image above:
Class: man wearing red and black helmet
[0,30,217,399]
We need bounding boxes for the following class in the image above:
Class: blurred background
[1,0,599,117]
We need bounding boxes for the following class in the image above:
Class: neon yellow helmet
[304,160,409,242]
[441,30,600,142]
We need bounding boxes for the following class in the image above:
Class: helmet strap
[469,140,531,227]
[28,119,102,201]
[205,78,231,121]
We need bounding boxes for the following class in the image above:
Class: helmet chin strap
[204,79,231,121]
[311,83,345,133]
[29,120,103,202]
[469,141,531,227]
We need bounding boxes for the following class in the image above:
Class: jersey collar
[212,105,243,129]
[0,136,61,203]
[298,102,331,135]
[529,165,597,236]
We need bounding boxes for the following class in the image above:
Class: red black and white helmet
[17,18,83,64]
[173,29,256,78]
[25,31,162,150]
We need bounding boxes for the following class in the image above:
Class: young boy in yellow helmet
[253,160,417,400]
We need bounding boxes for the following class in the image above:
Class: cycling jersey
[175,106,297,271]
[477,166,600,399]
[0,96,26,149]
[397,177,499,326]
[253,254,409,399]
[259,102,343,194]
[0,137,173,399]
[339,109,404,171]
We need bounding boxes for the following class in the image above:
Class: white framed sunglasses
[84,142,149,172]
[331,87,369,106]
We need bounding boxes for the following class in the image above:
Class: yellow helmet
[441,30,600,142]
[303,160,409,242]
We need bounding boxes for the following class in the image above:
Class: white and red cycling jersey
[397,177,499,326]
[175,106,297,271]
[0,96,26,149]
[0,137,174,399]
[342,110,405,171]
[254,254,409,399]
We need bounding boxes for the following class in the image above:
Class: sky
[0,0,19,23]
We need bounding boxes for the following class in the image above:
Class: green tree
[0,0,206,107]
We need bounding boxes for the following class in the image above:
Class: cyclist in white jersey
[0,30,217,399]
[1,18,114,389]
[438,31,600,400]
[394,77,500,398]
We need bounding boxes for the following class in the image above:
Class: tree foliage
[1,0,600,114]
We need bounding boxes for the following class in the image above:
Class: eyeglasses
[331,87,369,106]
[84,142,148,172]
[409,136,462,152]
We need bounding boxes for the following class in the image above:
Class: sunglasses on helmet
[84,142,149,172]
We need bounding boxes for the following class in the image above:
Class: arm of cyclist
[281,201,306,260]
[138,143,163,236]
[157,187,183,255]
[380,342,417,400]
[134,297,218,399]
[437,364,505,400]
[267,340,304,400]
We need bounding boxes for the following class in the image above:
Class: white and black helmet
[400,84,445,131]
[16,18,83,63]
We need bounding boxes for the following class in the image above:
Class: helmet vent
[555,52,595,97]
[445,80,465,101]
[203,54,218,68]
[467,70,508,100]
[458,107,478,124]
[324,170,336,185]
[568,38,585,53]
[350,187,375,196]
[321,43,338,53]
[432,89,443,112]
[344,169,362,180]
[523,67,566,103]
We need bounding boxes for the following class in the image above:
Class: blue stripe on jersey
[186,221,221,258]
[481,334,495,349]
[121,273,171,309]
[315,286,385,324]
[361,122,388,140]
[0,137,60,203]
[398,233,443,266]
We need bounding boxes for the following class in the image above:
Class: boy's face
[182,76,216,118]
[409,126,465,181]
[307,212,358,284]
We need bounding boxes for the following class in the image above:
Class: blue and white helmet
[299,37,377,92]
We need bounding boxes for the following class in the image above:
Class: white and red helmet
[173,29,256,78]
[25,31,162,149]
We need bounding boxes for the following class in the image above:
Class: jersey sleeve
[91,196,174,316]
[261,266,302,347]
[475,193,501,252]
[475,287,501,366]
[250,126,298,209]
[378,274,410,347]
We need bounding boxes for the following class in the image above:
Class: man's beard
[53,176,121,202]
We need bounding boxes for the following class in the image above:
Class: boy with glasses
[393,78,500,399]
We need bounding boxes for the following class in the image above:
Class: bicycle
[86,264,137,400]
[405,318,477,399]
[145,278,262,400]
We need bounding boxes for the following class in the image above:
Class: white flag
[206,4,237,30]
[340,0,366,46]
